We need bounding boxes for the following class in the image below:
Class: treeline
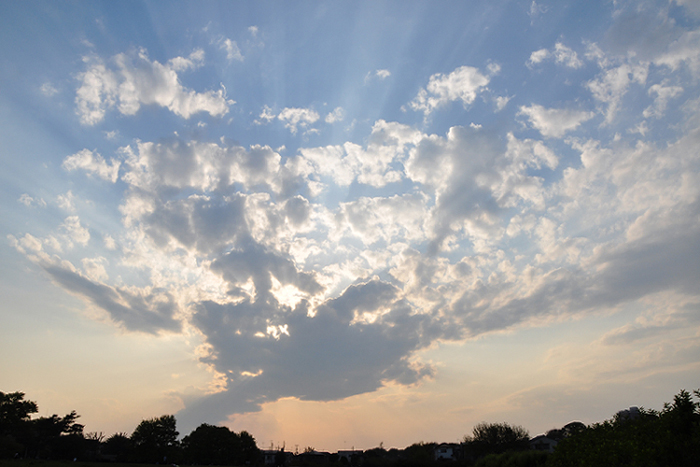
[2,388,699,467]
[433,388,699,467]
[0,392,259,464]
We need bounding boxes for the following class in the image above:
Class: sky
[1,0,700,452]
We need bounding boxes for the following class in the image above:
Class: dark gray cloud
[42,263,181,334]
[211,240,323,298]
[179,279,437,430]
[144,193,249,254]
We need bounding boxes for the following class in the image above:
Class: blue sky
[2,0,700,451]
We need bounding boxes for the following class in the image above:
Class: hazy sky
[2,0,700,452]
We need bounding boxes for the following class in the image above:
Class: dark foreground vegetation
[1,388,699,467]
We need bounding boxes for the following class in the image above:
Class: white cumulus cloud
[277,107,320,134]
[75,49,230,125]
[409,65,490,116]
[63,148,121,182]
[518,104,595,138]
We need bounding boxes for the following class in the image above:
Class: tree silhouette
[30,411,85,459]
[239,430,261,465]
[548,389,700,467]
[464,422,529,458]
[181,423,258,465]
[131,415,180,463]
[0,392,38,458]
[102,432,133,462]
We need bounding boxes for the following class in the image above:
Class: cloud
[653,29,700,76]
[120,138,283,196]
[57,191,76,212]
[14,2,700,433]
[409,65,491,115]
[219,38,243,61]
[586,62,647,123]
[63,148,121,182]
[43,261,182,334]
[364,69,391,83]
[336,193,430,246]
[75,48,230,125]
[494,95,512,112]
[518,104,595,138]
[527,42,583,68]
[325,107,345,123]
[257,105,343,133]
[299,120,422,188]
[17,100,700,430]
[601,302,700,345]
[643,82,683,118]
[60,216,90,246]
[376,69,391,79]
[179,278,436,427]
[528,1,547,21]
[18,194,46,208]
[256,105,276,125]
[168,48,205,71]
[40,82,58,96]
[277,107,321,134]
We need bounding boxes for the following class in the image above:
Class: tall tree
[239,431,261,465]
[0,392,38,458]
[30,411,85,459]
[131,415,180,463]
[182,424,239,465]
[182,424,261,466]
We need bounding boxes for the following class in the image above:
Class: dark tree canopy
[464,422,530,457]
[0,392,38,458]
[549,389,700,467]
[131,414,179,463]
[0,392,38,432]
[102,433,133,462]
[182,423,241,465]
[1,392,86,460]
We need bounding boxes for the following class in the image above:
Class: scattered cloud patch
[528,1,547,21]
[644,82,683,118]
[40,82,58,96]
[494,95,512,112]
[168,48,205,71]
[18,194,46,208]
[219,38,243,61]
[277,107,320,134]
[57,191,76,212]
[60,216,90,247]
[75,48,231,125]
[528,42,583,68]
[63,148,120,182]
[365,69,391,84]
[325,107,345,123]
[586,62,647,123]
[43,261,182,334]
[409,66,490,116]
[519,104,595,138]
